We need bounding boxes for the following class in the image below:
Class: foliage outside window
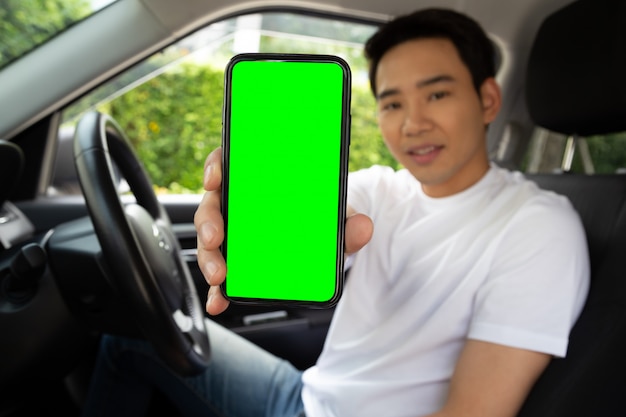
[523,128,626,174]
[0,0,116,70]
[58,12,400,194]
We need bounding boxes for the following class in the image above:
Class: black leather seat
[517,0,626,415]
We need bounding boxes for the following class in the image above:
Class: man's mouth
[407,145,443,164]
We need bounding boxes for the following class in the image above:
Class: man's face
[375,38,500,197]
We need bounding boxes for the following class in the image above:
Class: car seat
[517,0,626,415]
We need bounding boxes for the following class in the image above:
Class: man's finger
[203,147,222,191]
[206,285,230,315]
[194,192,224,251]
[345,213,373,255]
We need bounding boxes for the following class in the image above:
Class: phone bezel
[220,52,352,308]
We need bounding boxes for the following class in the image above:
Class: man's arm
[428,339,551,417]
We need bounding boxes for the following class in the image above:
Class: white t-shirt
[301,164,590,417]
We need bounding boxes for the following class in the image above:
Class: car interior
[1,0,626,415]
[519,0,626,415]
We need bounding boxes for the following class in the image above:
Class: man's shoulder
[491,166,584,236]
[349,165,415,194]
[485,165,582,228]
[492,165,572,206]
[350,164,402,179]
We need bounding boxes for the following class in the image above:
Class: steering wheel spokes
[74,111,210,375]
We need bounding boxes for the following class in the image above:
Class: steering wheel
[73,111,210,375]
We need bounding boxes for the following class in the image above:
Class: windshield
[0,0,117,70]
[55,11,389,195]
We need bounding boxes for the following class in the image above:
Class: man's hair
[364,8,496,96]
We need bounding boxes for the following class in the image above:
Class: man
[84,8,589,417]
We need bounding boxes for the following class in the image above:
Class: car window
[523,128,626,174]
[55,11,401,196]
[0,0,118,70]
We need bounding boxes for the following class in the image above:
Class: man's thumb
[345,213,373,255]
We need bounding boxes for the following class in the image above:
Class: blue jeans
[81,319,305,417]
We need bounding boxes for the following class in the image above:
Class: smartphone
[220,53,351,308]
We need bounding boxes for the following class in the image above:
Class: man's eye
[382,102,401,111]
[429,91,449,101]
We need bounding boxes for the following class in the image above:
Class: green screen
[223,57,348,304]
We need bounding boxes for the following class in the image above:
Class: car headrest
[526,0,626,136]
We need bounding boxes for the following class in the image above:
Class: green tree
[102,62,399,193]
[0,0,91,68]
[349,84,401,171]
[570,133,626,174]
[101,64,224,193]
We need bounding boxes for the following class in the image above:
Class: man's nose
[402,102,433,136]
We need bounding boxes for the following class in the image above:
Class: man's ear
[479,77,501,125]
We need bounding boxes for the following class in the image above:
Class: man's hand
[194,147,373,315]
